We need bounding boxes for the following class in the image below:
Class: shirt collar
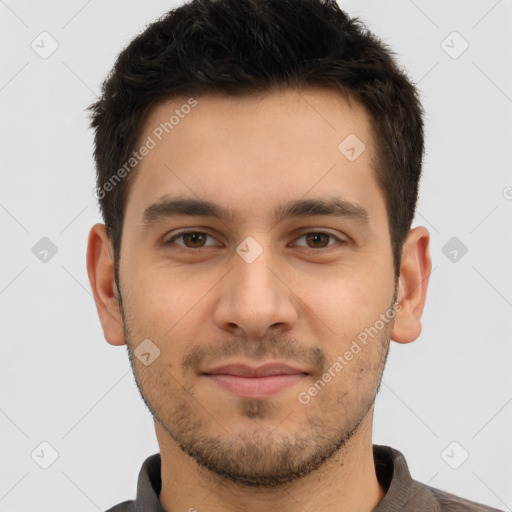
[133,444,413,511]
[134,452,166,512]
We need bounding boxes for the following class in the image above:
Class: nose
[213,244,299,339]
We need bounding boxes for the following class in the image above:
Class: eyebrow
[141,195,370,227]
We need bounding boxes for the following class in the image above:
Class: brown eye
[304,232,331,248]
[180,232,208,248]
[165,231,218,250]
[294,231,345,250]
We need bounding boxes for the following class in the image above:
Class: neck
[156,411,386,512]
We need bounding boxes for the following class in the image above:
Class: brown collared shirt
[105,444,503,511]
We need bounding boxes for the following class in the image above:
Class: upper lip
[202,362,308,377]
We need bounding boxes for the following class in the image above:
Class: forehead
[124,86,384,227]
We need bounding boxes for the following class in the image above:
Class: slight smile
[202,362,309,399]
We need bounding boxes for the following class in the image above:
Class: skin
[87,86,431,512]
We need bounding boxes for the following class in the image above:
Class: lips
[201,362,308,398]
[202,363,307,378]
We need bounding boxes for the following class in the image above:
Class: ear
[391,226,432,344]
[86,223,126,346]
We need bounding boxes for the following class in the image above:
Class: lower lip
[203,373,307,398]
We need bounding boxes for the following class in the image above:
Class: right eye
[163,230,222,251]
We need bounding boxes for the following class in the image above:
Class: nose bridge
[232,238,280,307]
[213,236,298,336]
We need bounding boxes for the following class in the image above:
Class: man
[86,0,502,510]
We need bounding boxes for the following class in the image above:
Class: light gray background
[1,1,511,511]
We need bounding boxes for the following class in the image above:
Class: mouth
[201,362,309,399]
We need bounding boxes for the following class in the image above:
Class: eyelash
[163,230,347,253]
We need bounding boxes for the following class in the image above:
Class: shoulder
[426,484,504,512]
[404,479,505,511]
[104,499,135,512]
[373,445,504,512]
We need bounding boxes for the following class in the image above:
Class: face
[116,87,398,486]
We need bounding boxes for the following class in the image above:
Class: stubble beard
[118,279,393,488]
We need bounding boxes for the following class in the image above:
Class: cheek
[131,352,191,420]
[297,269,390,337]
[124,261,213,329]
[122,267,223,378]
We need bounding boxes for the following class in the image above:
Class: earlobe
[86,223,126,346]
[391,226,432,344]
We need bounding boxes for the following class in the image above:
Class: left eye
[165,230,345,251]
[294,231,342,249]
